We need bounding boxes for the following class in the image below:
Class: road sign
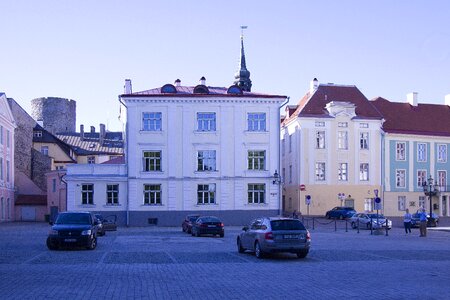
[300,184,306,191]
[374,197,382,210]
[305,195,311,205]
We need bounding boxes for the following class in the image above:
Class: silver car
[350,213,392,230]
[237,217,311,259]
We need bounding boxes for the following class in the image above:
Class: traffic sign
[305,195,311,205]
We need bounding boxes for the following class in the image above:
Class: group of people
[403,208,428,237]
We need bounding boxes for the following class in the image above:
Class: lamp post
[273,170,282,216]
[422,175,438,225]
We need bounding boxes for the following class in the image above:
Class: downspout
[278,97,290,215]
[381,130,385,215]
[118,96,130,227]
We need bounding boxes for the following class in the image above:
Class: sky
[1,0,449,132]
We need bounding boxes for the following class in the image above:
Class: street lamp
[422,175,439,224]
[273,170,282,185]
[273,170,282,216]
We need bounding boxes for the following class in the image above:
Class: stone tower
[31,97,76,134]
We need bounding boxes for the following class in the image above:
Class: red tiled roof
[283,84,383,125]
[121,86,286,99]
[15,195,47,206]
[371,97,450,137]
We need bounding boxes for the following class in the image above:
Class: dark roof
[56,132,124,155]
[15,195,47,205]
[371,97,450,137]
[121,85,285,99]
[101,156,125,164]
[33,124,76,162]
[283,84,383,125]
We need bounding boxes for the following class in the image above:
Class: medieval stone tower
[31,97,76,134]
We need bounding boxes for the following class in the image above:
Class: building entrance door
[442,196,447,216]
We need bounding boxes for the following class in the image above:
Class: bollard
[357,219,360,234]
[385,220,389,236]
[334,219,337,232]
[313,217,315,230]
[370,217,373,235]
[345,220,348,232]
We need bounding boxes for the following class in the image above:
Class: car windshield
[270,220,306,231]
[344,207,355,211]
[56,213,91,225]
[189,216,199,222]
[200,217,220,223]
[368,214,384,218]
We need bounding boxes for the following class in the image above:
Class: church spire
[234,26,252,92]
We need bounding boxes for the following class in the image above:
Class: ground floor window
[197,184,216,204]
[418,196,426,209]
[364,198,373,212]
[398,196,406,211]
[81,184,94,205]
[143,184,161,205]
[107,184,119,205]
[248,184,265,204]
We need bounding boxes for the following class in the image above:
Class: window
[337,131,348,150]
[396,169,406,188]
[6,161,10,183]
[143,112,162,131]
[248,151,265,170]
[315,121,325,127]
[248,184,265,204]
[438,144,447,163]
[360,163,369,181]
[144,184,161,205]
[289,135,292,153]
[41,146,49,156]
[52,179,56,193]
[6,130,10,148]
[360,132,369,150]
[338,163,348,181]
[281,139,285,157]
[107,184,119,205]
[338,122,348,128]
[360,123,369,128]
[0,125,2,144]
[143,151,161,171]
[81,184,94,205]
[247,113,266,131]
[0,158,3,180]
[87,156,95,164]
[33,131,42,138]
[282,168,286,182]
[364,198,374,212]
[396,142,406,161]
[417,170,427,188]
[197,150,216,171]
[419,196,426,209]
[316,131,325,149]
[417,143,427,162]
[438,171,447,190]
[289,165,292,183]
[197,184,215,204]
[398,196,406,211]
[315,162,326,181]
[197,113,216,131]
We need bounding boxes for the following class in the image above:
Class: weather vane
[240,25,248,37]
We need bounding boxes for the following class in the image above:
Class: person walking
[403,209,412,234]
[419,208,428,237]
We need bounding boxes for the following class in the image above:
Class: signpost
[305,195,311,216]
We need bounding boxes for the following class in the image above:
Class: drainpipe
[118,96,130,227]
[278,97,290,215]
[381,130,385,216]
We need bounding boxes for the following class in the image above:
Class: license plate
[283,234,299,239]
[64,238,77,242]
[208,225,216,228]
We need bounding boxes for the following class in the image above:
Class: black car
[94,214,106,236]
[95,214,118,232]
[182,214,200,234]
[47,211,99,250]
[191,216,224,237]
[325,206,356,219]
[411,211,439,227]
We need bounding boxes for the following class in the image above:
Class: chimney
[200,76,206,85]
[445,94,450,106]
[407,92,418,106]
[80,124,84,141]
[124,79,132,94]
[174,79,181,87]
[309,78,319,94]
[99,123,106,145]
[90,126,95,133]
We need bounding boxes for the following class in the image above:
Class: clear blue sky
[1,0,449,131]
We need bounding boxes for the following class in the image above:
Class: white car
[350,213,392,230]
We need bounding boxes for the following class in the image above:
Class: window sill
[79,204,96,208]
[140,130,164,134]
[142,204,164,207]
[104,204,121,207]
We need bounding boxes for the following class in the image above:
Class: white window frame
[142,112,162,131]
[87,156,96,164]
[247,113,266,131]
[396,142,406,161]
[360,132,369,150]
[197,112,216,132]
[197,150,216,171]
[289,165,292,184]
[364,198,374,212]
[143,151,162,172]
[398,196,406,211]
[0,158,3,181]
[248,150,265,170]
[438,170,447,191]
[417,170,427,188]
[144,184,162,205]
[338,163,348,181]
[417,143,427,162]
[338,131,348,150]
[316,131,325,149]
[315,121,325,127]
[396,169,406,188]
[438,144,447,163]
[419,196,426,209]
[248,184,265,204]
[41,146,49,156]
[315,162,326,181]
[197,184,216,204]
[360,163,369,181]
[107,184,119,205]
[81,184,94,205]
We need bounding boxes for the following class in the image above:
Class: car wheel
[220,232,224,238]
[182,226,185,232]
[191,229,195,236]
[46,238,58,250]
[351,222,356,229]
[326,213,330,219]
[255,242,265,259]
[340,215,344,220]
[237,238,245,253]
[87,237,97,250]
[367,223,372,230]
[296,250,309,259]
[195,229,200,237]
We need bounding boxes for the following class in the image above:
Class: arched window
[193,85,209,94]
[0,197,4,220]
[227,85,243,95]
[161,84,177,94]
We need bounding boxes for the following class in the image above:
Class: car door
[242,219,261,249]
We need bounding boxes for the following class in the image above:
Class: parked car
[325,207,356,219]
[182,214,200,234]
[349,213,392,229]
[46,211,99,250]
[94,214,106,236]
[411,211,439,228]
[191,216,224,237]
[237,217,311,259]
[95,214,117,231]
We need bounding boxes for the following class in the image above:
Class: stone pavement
[0,222,449,299]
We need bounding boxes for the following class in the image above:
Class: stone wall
[31,97,76,134]
[31,149,51,191]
